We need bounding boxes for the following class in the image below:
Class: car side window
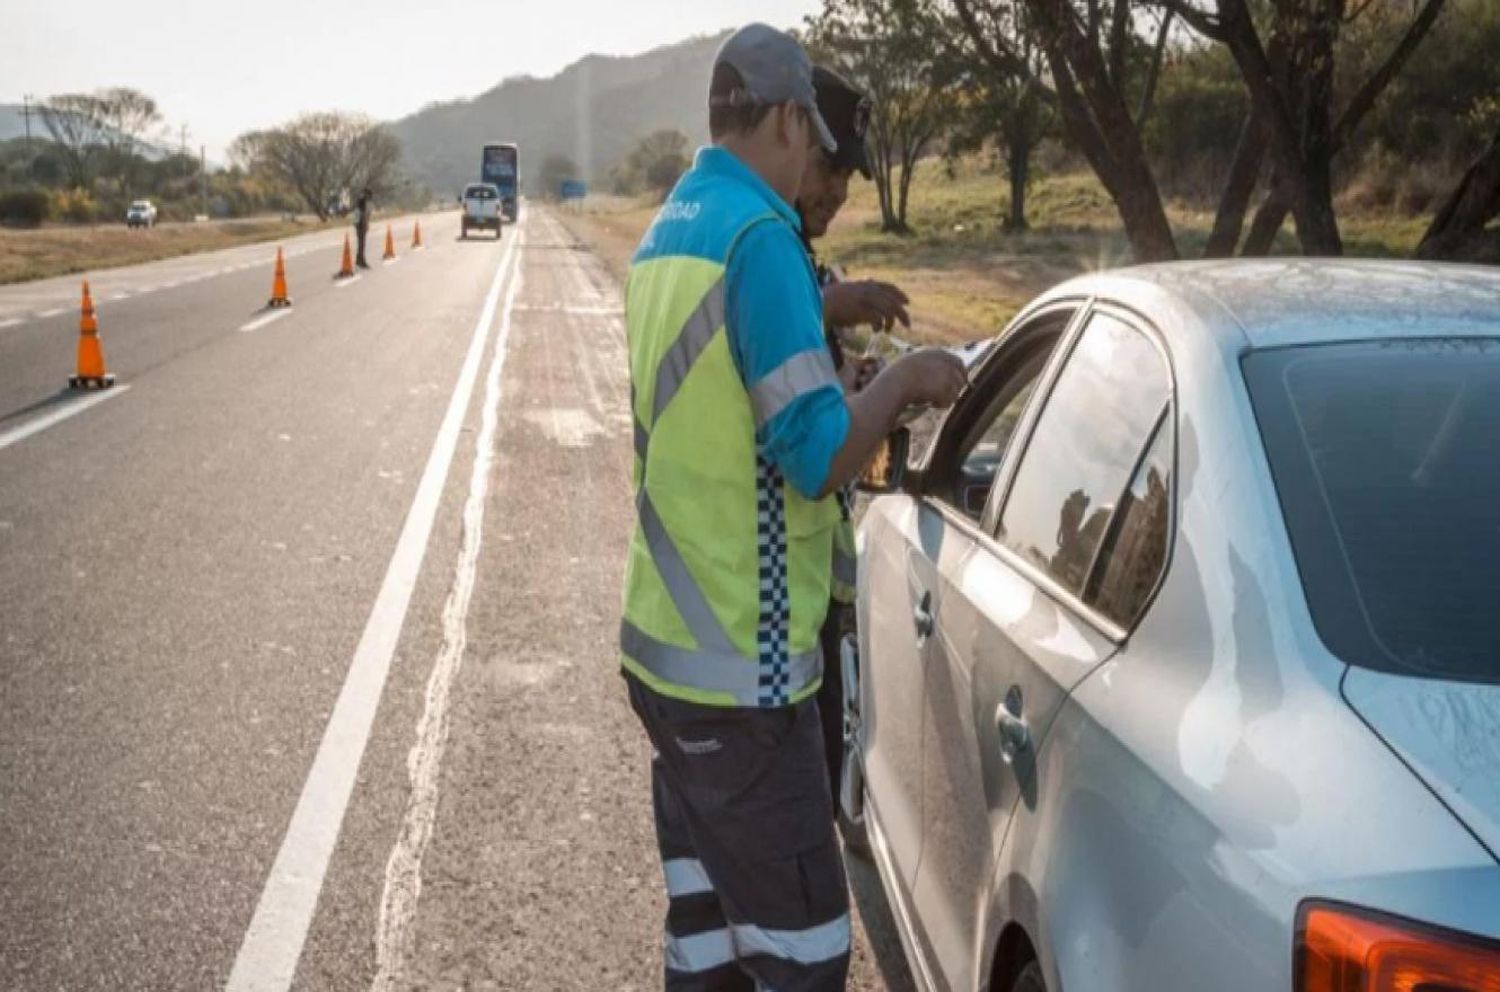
[1087,412,1172,627]
[998,312,1171,607]
[929,317,1067,522]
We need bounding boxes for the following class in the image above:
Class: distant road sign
[559,180,587,201]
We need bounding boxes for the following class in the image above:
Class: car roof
[1035,259,1500,352]
[465,183,498,192]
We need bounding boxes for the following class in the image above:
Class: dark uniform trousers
[627,674,852,991]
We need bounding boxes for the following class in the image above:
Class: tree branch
[1332,0,1447,150]
[1136,9,1175,127]
[1152,0,1227,41]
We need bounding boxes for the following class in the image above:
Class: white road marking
[513,303,622,315]
[239,309,293,333]
[37,308,66,318]
[370,231,525,992]
[224,218,524,992]
[0,317,23,329]
[109,293,131,301]
[333,275,363,289]
[138,285,157,293]
[0,386,132,453]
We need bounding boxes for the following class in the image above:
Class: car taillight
[1296,901,1500,991]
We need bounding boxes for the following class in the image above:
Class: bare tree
[95,88,161,197]
[809,0,962,233]
[38,94,110,189]
[239,113,405,219]
[944,1,1055,229]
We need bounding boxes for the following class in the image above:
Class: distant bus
[480,143,520,222]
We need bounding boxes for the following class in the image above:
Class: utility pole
[21,93,36,148]
[179,124,189,157]
[200,144,208,219]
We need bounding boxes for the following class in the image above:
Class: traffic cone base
[336,233,355,279]
[382,225,396,261]
[69,280,115,390]
[268,247,292,307]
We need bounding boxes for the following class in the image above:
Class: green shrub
[0,187,52,227]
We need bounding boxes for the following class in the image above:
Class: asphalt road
[0,205,916,991]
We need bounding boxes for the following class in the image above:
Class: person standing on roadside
[620,23,966,992]
[795,66,915,811]
[352,187,372,269]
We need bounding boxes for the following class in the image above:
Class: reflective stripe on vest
[621,620,820,709]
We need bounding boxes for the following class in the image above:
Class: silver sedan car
[842,260,1500,992]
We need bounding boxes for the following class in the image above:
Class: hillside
[389,31,729,197]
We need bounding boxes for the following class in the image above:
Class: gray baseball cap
[710,23,838,154]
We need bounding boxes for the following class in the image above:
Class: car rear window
[1245,339,1500,684]
[466,187,496,199]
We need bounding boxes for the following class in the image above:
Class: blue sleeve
[724,222,850,498]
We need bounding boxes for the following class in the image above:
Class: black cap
[813,66,872,179]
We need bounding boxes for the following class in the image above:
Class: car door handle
[996,691,1030,764]
[913,590,934,642]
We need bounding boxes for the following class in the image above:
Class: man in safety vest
[796,66,915,814]
[620,23,965,991]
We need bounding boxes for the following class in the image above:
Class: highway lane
[0,205,914,990]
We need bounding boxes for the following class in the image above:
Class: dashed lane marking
[238,309,294,333]
[0,386,132,453]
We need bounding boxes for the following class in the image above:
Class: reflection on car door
[912,309,1174,990]
[860,497,937,896]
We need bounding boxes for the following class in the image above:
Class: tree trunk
[1006,138,1030,230]
[1418,126,1500,260]
[1205,108,1265,257]
[1033,14,1179,261]
[1217,0,1343,256]
[1241,184,1289,256]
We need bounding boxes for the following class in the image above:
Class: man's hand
[824,280,911,332]
[838,355,883,393]
[819,348,968,496]
[890,347,967,409]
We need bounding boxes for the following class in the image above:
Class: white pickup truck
[460,183,502,239]
[126,199,158,228]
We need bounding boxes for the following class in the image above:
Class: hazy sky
[0,0,822,158]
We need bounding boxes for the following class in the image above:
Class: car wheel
[1011,962,1046,992]
[837,633,872,860]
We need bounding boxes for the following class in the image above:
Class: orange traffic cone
[336,233,355,279]
[383,225,396,261]
[411,221,423,250]
[69,281,115,390]
[268,247,291,307]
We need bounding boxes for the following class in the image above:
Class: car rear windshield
[1245,339,1500,684]
[466,187,496,199]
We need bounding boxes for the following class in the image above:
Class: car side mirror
[858,428,911,495]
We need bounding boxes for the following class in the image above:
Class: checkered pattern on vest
[835,484,853,522]
[755,454,791,706]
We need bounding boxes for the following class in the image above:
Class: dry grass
[0,215,344,285]
[558,158,1432,346]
